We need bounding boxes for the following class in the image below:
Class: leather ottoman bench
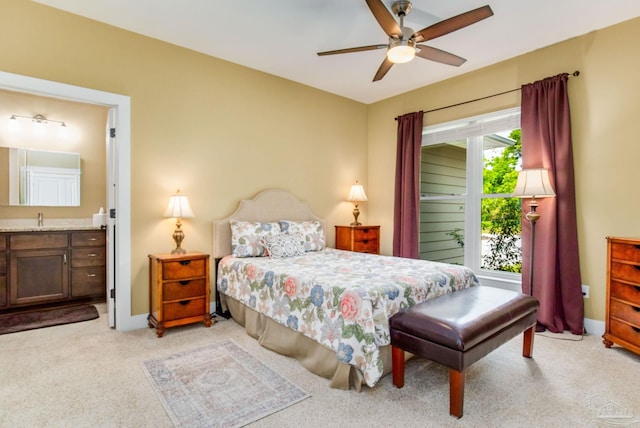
[390,285,539,418]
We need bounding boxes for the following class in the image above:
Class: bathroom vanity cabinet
[0,229,106,311]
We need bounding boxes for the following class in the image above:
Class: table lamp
[163,189,195,255]
[348,181,368,226]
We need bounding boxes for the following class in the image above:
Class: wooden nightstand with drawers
[603,237,640,356]
[335,225,380,255]
[148,252,211,337]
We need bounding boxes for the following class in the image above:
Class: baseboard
[584,317,605,337]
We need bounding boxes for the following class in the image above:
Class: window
[420,108,522,289]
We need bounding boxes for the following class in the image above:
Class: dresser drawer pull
[633,306,640,313]
[179,280,191,285]
[89,238,97,241]
[635,286,640,292]
[635,245,640,250]
[87,253,97,257]
[179,260,191,266]
[634,265,640,270]
[362,240,368,244]
[87,273,97,278]
[633,326,640,333]
[179,300,191,306]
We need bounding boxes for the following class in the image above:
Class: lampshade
[163,191,195,218]
[512,169,556,199]
[387,44,415,64]
[348,183,368,202]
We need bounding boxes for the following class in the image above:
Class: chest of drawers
[148,252,211,337]
[335,225,380,254]
[603,237,640,356]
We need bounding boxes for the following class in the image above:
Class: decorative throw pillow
[230,220,281,257]
[261,233,306,258]
[279,220,326,252]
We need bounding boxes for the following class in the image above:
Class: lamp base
[171,219,187,255]
[351,205,361,227]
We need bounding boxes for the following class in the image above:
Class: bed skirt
[222,295,393,391]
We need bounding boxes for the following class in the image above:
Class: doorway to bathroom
[0,71,133,330]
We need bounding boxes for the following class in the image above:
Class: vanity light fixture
[8,114,69,138]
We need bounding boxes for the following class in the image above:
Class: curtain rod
[395,70,580,120]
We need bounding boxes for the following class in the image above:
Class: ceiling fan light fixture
[387,43,415,63]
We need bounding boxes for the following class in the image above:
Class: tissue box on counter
[93,208,108,227]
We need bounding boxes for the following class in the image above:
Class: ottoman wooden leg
[449,368,465,418]
[392,345,405,388]
[522,325,535,358]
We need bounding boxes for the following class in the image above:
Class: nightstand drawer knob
[179,260,191,266]
[179,300,191,306]
[179,280,191,285]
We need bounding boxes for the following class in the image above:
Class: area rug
[141,340,310,428]
[0,304,99,335]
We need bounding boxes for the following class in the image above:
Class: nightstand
[335,225,380,254]
[148,252,211,337]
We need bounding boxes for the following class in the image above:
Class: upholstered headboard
[212,189,325,260]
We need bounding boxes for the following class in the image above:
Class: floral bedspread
[217,248,479,387]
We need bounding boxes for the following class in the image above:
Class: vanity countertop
[0,218,102,232]
[0,225,103,232]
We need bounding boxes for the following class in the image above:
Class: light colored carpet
[141,340,310,428]
[0,304,639,427]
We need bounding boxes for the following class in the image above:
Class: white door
[106,108,117,327]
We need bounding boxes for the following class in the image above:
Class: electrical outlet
[581,285,590,299]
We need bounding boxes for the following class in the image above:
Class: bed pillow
[279,220,326,252]
[230,220,281,257]
[261,233,306,258]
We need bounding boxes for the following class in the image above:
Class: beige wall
[3,1,638,323]
[0,1,368,315]
[368,17,640,322]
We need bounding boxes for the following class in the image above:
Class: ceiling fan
[317,0,494,82]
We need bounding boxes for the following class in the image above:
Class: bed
[213,189,480,391]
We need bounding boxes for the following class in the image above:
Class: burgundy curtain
[393,111,423,258]
[521,73,584,334]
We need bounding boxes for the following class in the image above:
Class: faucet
[37,212,43,227]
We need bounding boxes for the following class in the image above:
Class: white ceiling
[35,0,640,104]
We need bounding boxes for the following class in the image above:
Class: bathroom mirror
[0,147,81,206]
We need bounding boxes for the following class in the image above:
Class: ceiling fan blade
[413,5,493,43]
[373,57,394,82]
[365,0,402,37]
[317,44,387,56]
[416,45,466,66]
